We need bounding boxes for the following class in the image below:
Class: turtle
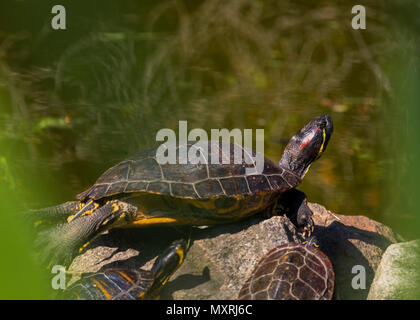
[33,114,333,266]
[237,236,335,300]
[58,239,187,300]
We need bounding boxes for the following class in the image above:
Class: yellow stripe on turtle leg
[78,241,91,253]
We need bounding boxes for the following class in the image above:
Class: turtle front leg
[36,200,138,267]
[275,189,314,239]
[296,197,314,239]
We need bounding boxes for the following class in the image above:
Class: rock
[163,216,299,300]
[69,215,300,299]
[367,240,420,300]
[309,203,403,299]
[68,203,402,299]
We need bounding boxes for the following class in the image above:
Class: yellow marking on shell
[188,196,237,212]
[237,191,270,217]
[186,192,267,216]
[126,194,275,228]
[215,196,243,214]
[138,291,146,299]
[92,279,112,300]
[117,271,135,284]
[130,217,179,226]
[190,198,217,210]
[128,215,218,228]
[256,192,265,210]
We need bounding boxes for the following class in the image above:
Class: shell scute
[76,142,294,201]
[238,242,334,300]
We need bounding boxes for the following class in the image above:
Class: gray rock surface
[164,216,299,300]
[69,215,299,299]
[68,203,402,299]
[309,203,402,299]
[367,239,420,300]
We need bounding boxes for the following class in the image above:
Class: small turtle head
[279,114,333,179]
[302,235,320,248]
[150,239,189,292]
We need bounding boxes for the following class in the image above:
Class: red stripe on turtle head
[298,127,319,150]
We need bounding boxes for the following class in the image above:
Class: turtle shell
[238,242,334,300]
[76,141,300,201]
[59,268,155,300]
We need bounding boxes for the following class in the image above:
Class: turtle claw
[295,195,314,240]
[302,224,314,239]
[298,211,315,240]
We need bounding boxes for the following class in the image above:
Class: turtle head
[302,235,320,248]
[150,239,189,293]
[279,114,333,179]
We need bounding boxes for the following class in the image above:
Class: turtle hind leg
[276,189,314,239]
[66,199,99,223]
[36,200,138,268]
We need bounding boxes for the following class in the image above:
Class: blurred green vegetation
[0,155,50,298]
[381,2,420,241]
[0,0,419,298]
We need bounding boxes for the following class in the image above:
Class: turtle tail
[25,201,83,231]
